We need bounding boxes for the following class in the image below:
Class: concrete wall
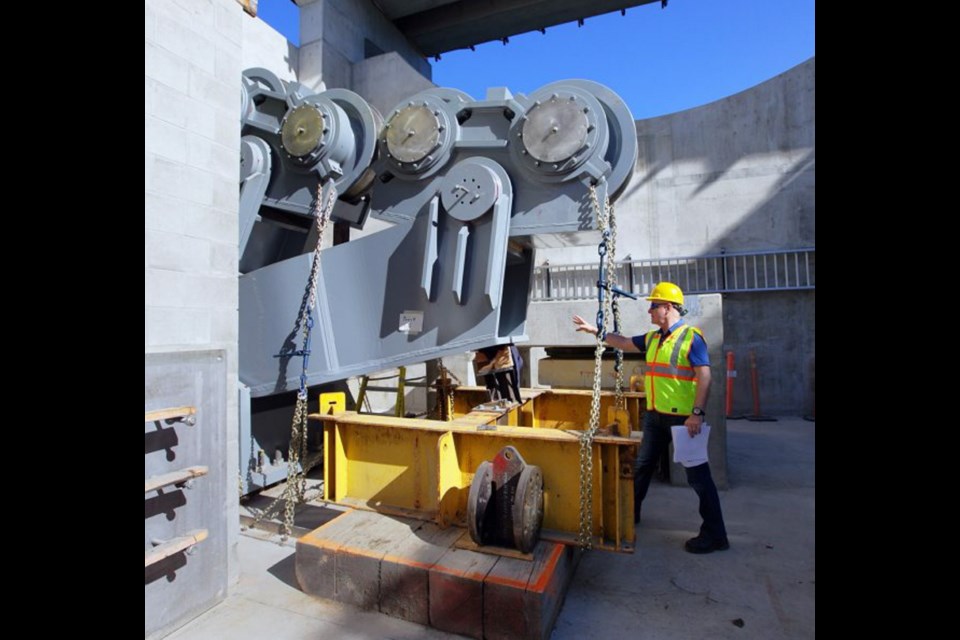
[145,352,228,639]
[722,290,815,416]
[530,58,815,414]
[145,0,244,635]
[241,5,299,81]
[535,58,815,265]
[353,51,436,118]
[297,0,431,92]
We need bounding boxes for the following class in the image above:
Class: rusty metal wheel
[512,465,544,553]
[467,461,494,545]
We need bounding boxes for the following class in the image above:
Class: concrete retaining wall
[530,59,815,414]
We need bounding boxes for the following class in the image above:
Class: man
[572,281,729,554]
[475,344,523,403]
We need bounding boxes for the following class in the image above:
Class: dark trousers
[635,410,728,542]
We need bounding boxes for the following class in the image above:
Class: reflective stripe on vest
[644,325,702,415]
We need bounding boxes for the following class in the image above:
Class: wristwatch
[691,407,705,417]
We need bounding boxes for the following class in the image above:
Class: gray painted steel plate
[440,161,501,222]
[385,105,440,163]
[281,105,325,157]
[522,97,589,163]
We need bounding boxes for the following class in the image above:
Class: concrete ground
[166,417,814,639]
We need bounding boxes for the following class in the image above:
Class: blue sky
[256,0,814,120]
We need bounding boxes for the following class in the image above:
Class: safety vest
[643,324,703,415]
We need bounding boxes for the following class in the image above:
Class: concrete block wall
[145,0,248,635]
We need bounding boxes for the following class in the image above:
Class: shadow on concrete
[145,489,186,521]
[266,550,299,589]
[144,423,178,461]
[145,551,187,586]
[726,419,815,489]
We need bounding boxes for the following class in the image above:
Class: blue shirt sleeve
[631,334,647,356]
[688,332,710,366]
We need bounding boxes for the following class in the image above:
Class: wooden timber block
[429,542,500,639]
[295,508,359,599]
[333,511,421,609]
[297,509,584,639]
[484,541,580,640]
[378,521,464,625]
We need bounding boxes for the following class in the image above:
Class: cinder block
[144,191,229,243]
[214,47,242,86]
[145,6,157,40]
[210,241,237,276]
[177,167,217,208]
[187,137,237,181]
[146,270,234,309]
[147,230,211,272]
[212,175,240,212]
[184,99,217,141]
[429,544,499,639]
[379,522,463,625]
[145,42,189,93]
[149,79,191,128]
[214,115,239,151]
[155,0,216,31]
[145,156,183,201]
[156,13,215,75]
[145,306,211,347]
[188,68,236,114]
[209,306,239,343]
[214,0,242,46]
[146,116,189,164]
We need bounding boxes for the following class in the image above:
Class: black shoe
[684,535,730,554]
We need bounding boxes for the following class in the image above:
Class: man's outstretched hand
[572,315,598,335]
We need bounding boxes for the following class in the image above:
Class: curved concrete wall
[538,57,814,263]
[533,58,815,415]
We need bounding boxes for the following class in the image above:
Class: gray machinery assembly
[238,69,637,493]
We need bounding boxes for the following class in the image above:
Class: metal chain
[608,196,626,412]
[246,180,337,541]
[578,184,619,548]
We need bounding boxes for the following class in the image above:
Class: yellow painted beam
[309,387,640,552]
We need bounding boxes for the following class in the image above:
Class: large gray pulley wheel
[466,446,544,553]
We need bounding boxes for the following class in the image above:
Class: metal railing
[532,248,815,301]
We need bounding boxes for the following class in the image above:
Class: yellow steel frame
[313,388,644,553]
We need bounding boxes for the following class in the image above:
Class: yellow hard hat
[645,281,684,305]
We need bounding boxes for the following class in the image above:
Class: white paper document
[672,423,711,468]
